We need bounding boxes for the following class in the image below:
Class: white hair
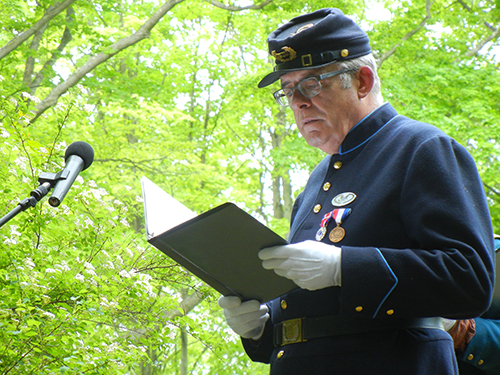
[336,54,383,103]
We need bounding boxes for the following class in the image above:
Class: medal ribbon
[316,209,352,241]
[332,208,351,226]
[316,211,334,241]
[320,211,334,228]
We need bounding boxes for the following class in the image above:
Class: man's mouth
[302,118,319,126]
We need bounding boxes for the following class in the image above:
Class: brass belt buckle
[282,318,305,345]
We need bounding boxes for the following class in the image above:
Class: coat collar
[339,102,399,155]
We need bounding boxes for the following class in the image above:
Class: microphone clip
[37,170,70,188]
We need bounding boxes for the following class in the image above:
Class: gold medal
[329,225,345,243]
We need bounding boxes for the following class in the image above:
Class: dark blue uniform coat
[243,103,495,374]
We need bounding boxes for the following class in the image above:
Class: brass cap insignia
[294,23,314,35]
[271,46,297,63]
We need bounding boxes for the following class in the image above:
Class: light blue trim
[372,248,399,318]
[348,103,387,133]
[340,115,400,155]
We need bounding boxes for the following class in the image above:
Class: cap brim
[257,60,338,88]
[258,70,287,88]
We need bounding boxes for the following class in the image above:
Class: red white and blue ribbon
[316,208,351,241]
[316,210,333,241]
[332,208,351,226]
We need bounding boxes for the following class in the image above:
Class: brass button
[313,204,321,213]
[277,350,285,359]
[386,309,394,316]
[478,360,484,365]
[323,182,331,191]
[355,306,363,312]
[467,354,474,361]
[341,49,349,57]
[281,300,287,310]
[333,161,343,169]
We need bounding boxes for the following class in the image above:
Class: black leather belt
[273,315,444,347]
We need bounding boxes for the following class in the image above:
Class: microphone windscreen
[64,141,95,170]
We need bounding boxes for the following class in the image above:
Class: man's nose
[290,89,312,109]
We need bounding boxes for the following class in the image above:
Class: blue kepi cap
[258,8,371,88]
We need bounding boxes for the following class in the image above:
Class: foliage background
[0,0,499,374]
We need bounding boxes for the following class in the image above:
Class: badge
[271,46,297,63]
[331,192,356,207]
[293,23,314,36]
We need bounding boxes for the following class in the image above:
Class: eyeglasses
[273,68,353,107]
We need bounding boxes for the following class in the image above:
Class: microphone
[48,141,94,207]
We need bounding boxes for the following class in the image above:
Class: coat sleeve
[457,317,500,374]
[340,136,494,319]
[241,321,274,364]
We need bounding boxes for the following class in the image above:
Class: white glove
[218,296,269,340]
[259,240,341,291]
[442,318,457,332]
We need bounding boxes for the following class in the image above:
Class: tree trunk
[180,328,188,375]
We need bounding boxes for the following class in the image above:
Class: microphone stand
[0,172,63,229]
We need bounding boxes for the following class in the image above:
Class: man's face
[280,66,360,155]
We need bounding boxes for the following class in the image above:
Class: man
[219,8,495,374]
[454,317,500,374]
[444,236,500,374]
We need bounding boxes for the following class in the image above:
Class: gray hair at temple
[336,53,383,104]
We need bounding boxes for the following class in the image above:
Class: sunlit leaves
[1,0,500,373]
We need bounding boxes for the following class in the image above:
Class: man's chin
[305,138,339,155]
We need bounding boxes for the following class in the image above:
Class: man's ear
[356,66,375,99]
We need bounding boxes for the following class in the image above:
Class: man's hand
[258,240,341,291]
[218,296,269,340]
[442,318,476,351]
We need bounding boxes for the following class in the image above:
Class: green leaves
[1,0,500,373]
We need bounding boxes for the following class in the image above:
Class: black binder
[141,177,297,303]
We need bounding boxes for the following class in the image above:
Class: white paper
[141,176,197,239]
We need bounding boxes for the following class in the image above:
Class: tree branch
[30,7,75,95]
[119,288,204,343]
[454,0,500,59]
[456,0,496,32]
[30,0,185,124]
[464,27,500,57]
[93,156,173,175]
[484,182,500,198]
[23,23,49,87]
[378,0,433,68]
[204,0,273,11]
[0,0,77,60]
